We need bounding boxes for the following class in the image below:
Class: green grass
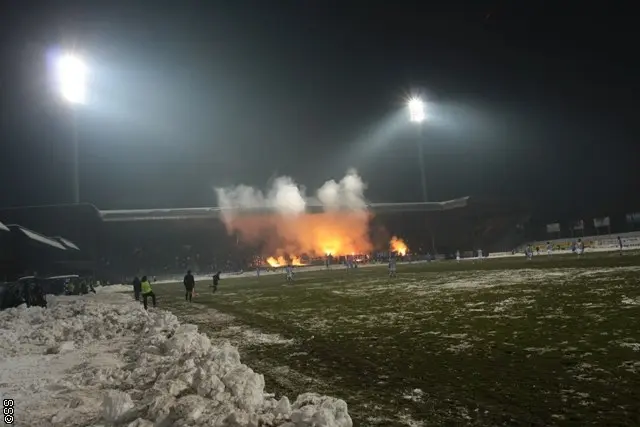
[154,252,640,426]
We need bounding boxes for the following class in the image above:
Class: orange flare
[390,236,408,256]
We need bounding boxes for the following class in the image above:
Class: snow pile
[96,284,133,293]
[0,293,352,427]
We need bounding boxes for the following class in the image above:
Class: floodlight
[57,54,87,104]
[408,97,425,123]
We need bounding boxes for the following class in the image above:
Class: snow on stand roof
[7,225,67,250]
[99,197,471,221]
[54,236,81,250]
[0,219,9,232]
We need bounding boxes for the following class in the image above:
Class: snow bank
[0,293,352,427]
[95,284,133,294]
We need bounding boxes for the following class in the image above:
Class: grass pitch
[155,252,640,426]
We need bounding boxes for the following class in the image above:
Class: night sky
[1,1,638,220]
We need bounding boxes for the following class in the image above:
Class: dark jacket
[184,274,195,289]
[133,277,141,291]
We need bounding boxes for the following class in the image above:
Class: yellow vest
[141,281,152,294]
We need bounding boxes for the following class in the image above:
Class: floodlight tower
[408,97,438,255]
[56,53,87,204]
[408,97,427,202]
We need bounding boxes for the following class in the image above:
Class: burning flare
[266,256,304,267]
[390,236,408,256]
[215,169,373,263]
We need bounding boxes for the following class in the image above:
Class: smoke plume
[215,169,373,258]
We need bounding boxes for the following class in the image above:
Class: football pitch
[155,252,640,426]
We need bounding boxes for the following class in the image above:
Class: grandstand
[0,205,97,281]
[0,197,532,278]
[374,197,529,255]
[0,223,82,281]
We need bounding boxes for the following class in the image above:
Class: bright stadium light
[51,51,88,203]
[408,97,426,123]
[56,54,87,104]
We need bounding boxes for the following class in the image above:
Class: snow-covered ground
[0,291,352,427]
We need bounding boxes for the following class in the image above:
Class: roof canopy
[9,225,67,250]
[54,236,81,250]
[99,198,471,222]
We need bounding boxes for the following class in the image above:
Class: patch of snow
[222,326,295,346]
[621,296,640,306]
[493,296,536,312]
[441,333,468,339]
[446,342,473,353]
[524,347,556,355]
[0,292,352,427]
[619,360,640,374]
[396,412,425,427]
[95,284,132,293]
[617,341,640,352]
[402,388,424,402]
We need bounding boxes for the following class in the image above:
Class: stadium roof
[99,197,471,221]
[7,225,67,250]
[53,236,81,250]
[0,219,9,232]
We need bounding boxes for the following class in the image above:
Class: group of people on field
[131,270,222,309]
[183,270,222,302]
[132,275,156,310]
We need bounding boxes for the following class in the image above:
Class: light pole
[408,97,427,202]
[55,53,87,204]
[408,97,437,255]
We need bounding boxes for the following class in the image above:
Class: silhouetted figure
[184,270,195,302]
[212,271,221,293]
[132,276,141,301]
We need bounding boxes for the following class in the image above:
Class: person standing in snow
[618,236,623,255]
[140,276,156,310]
[546,242,553,256]
[132,276,141,301]
[388,256,397,278]
[285,265,294,282]
[212,271,221,292]
[456,250,460,263]
[184,270,195,302]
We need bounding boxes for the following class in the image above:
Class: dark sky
[1,1,638,219]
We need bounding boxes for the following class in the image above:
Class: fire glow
[390,236,408,256]
[266,255,304,267]
[229,211,373,264]
[216,169,375,267]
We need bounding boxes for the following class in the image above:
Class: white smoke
[215,176,306,219]
[266,176,307,215]
[215,185,265,210]
[317,169,368,212]
[215,169,368,214]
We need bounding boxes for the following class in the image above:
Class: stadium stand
[376,197,529,255]
[1,198,530,279]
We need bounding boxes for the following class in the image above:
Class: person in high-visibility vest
[140,276,156,310]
